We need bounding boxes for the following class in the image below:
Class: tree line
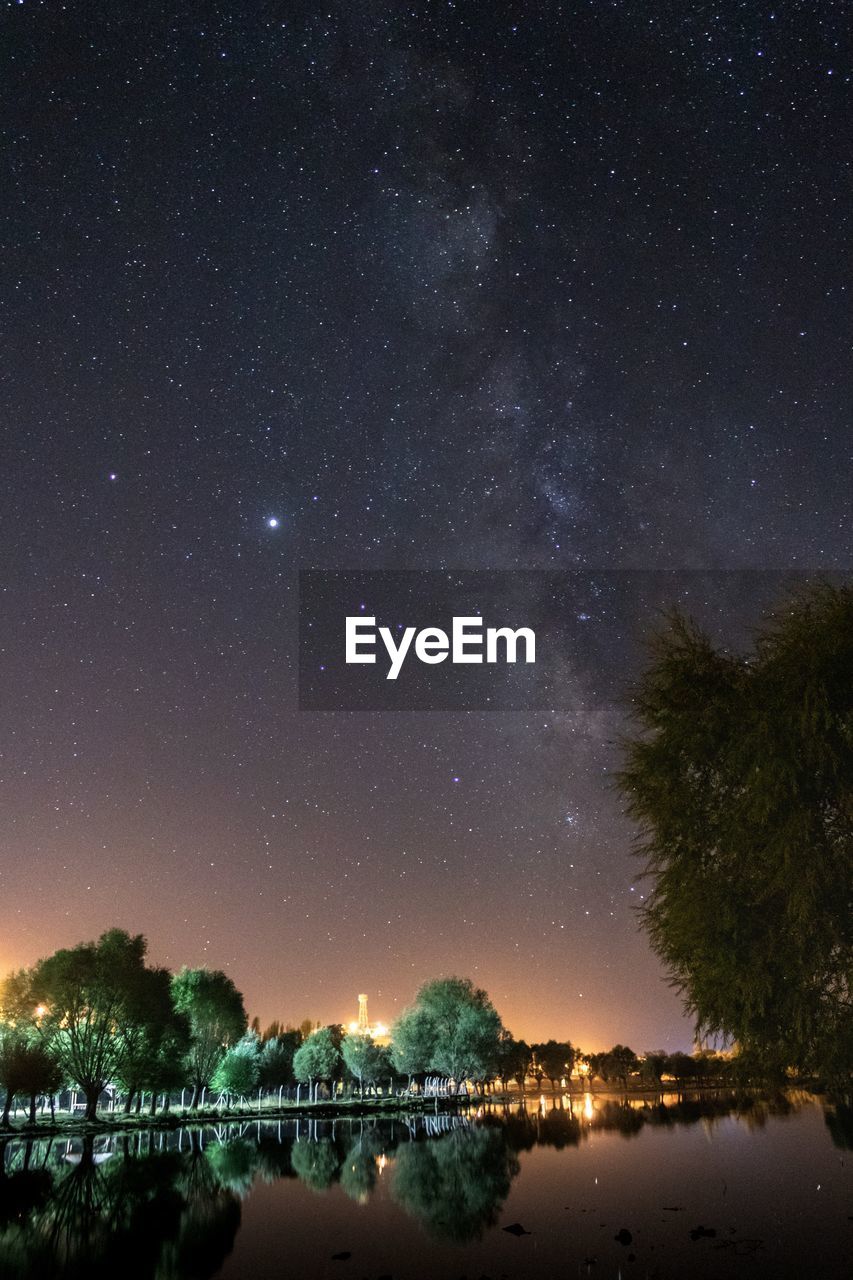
[0,942,771,1127]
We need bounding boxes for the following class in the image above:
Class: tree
[397,978,504,1093]
[292,1027,340,1101]
[0,1030,62,1126]
[341,1033,385,1100]
[212,1035,261,1104]
[259,1031,301,1093]
[605,1045,638,1089]
[532,1040,574,1091]
[115,965,189,1114]
[389,1006,433,1088]
[494,1033,531,1094]
[1,973,63,1125]
[618,584,853,1081]
[171,968,248,1108]
[29,929,154,1120]
[641,1051,668,1088]
[667,1051,695,1087]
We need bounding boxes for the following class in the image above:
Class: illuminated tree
[396,978,504,1093]
[341,1032,385,1100]
[212,1034,261,1104]
[292,1027,340,1101]
[259,1031,301,1092]
[390,1006,433,1088]
[619,583,853,1081]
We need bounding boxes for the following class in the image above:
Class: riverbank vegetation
[618,582,853,1087]
[0,934,833,1133]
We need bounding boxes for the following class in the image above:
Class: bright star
[266,517,280,529]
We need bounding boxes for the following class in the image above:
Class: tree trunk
[84,1089,100,1122]
[149,1091,158,1116]
[124,1090,134,1114]
[28,1094,37,1125]
[189,1083,201,1110]
[1,1093,12,1126]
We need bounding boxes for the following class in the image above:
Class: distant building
[346,993,391,1045]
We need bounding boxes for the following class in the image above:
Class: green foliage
[392,1127,519,1241]
[391,977,504,1087]
[289,1137,340,1190]
[29,929,154,1119]
[292,1026,340,1085]
[341,1033,385,1096]
[389,1005,434,1079]
[171,967,248,1103]
[259,1031,301,1089]
[212,1035,261,1101]
[0,1031,62,1125]
[339,1132,384,1202]
[115,964,190,1101]
[619,583,853,1082]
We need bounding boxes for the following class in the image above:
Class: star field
[0,1,850,1049]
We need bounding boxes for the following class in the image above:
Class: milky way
[0,2,850,1049]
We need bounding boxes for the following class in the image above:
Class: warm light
[375,1154,387,1174]
[583,1092,594,1121]
[348,1021,359,1033]
[35,1005,47,1019]
[373,1021,387,1037]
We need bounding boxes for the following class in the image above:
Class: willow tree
[30,930,154,1120]
[618,583,853,1081]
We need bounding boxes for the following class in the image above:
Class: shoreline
[0,1083,806,1141]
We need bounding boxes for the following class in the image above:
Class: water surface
[1,1092,851,1279]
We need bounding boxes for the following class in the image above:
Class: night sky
[1,2,850,1051]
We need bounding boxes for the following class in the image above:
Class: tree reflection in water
[392,1126,519,1242]
[0,1091,842,1275]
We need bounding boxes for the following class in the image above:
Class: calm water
[1,1092,851,1279]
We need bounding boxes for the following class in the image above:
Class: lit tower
[357,993,369,1032]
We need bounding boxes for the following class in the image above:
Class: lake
[1,1091,851,1279]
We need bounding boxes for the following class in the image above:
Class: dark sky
[1,2,850,1050]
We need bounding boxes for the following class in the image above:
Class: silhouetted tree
[618,584,853,1081]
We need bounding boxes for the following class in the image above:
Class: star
[266,517,280,529]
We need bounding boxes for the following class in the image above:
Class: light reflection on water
[0,1092,851,1279]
